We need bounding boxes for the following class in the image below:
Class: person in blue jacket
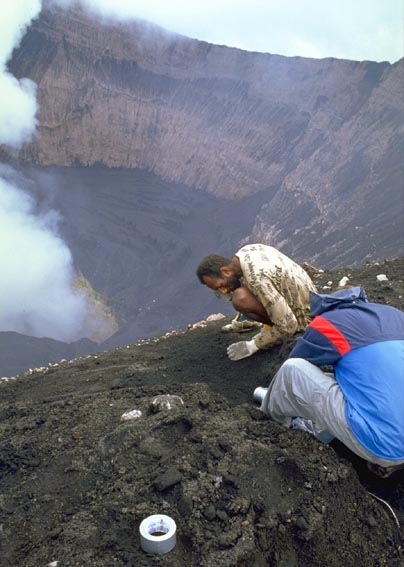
[259,287,404,478]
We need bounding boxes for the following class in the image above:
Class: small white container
[253,386,268,403]
[139,514,177,555]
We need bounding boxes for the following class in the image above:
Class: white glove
[227,339,259,361]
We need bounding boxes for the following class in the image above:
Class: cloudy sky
[77,0,403,63]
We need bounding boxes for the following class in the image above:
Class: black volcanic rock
[6,3,403,267]
[0,259,403,566]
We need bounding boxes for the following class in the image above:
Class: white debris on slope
[189,313,226,329]
[121,409,143,421]
[338,276,350,287]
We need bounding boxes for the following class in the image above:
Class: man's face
[202,268,241,295]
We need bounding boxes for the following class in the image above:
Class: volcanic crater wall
[7,3,404,266]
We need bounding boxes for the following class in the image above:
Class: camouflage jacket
[236,244,317,349]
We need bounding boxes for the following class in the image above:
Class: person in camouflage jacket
[196,243,316,361]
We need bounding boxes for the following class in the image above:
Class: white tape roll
[139,514,177,555]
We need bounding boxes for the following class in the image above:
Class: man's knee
[281,358,321,378]
[232,287,267,320]
[275,358,305,384]
[263,359,306,424]
[281,358,303,371]
[232,287,254,312]
[271,358,317,402]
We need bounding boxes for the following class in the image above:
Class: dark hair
[196,253,231,283]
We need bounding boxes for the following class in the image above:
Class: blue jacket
[289,287,404,460]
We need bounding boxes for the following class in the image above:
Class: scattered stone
[178,494,193,517]
[153,467,182,491]
[216,510,228,522]
[203,504,216,521]
[338,276,349,287]
[277,524,287,535]
[367,514,378,528]
[217,533,237,550]
[326,471,339,483]
[190,320,207,329]
[150,394,184,412]
[120,409,142,421]
[296,516,310,532]
[206,313,226,322]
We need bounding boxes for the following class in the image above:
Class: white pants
[261,358,404,467]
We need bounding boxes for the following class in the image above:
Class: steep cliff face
[7,3,403,266]
[246,59,404,266]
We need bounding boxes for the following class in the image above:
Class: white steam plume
[0,1,90,342]
[0,2,40,146]
[0,175,88,341]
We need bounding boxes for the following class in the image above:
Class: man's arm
[253,287,299,349]
[227,292,299,360]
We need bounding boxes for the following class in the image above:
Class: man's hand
[227,339,259,361]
